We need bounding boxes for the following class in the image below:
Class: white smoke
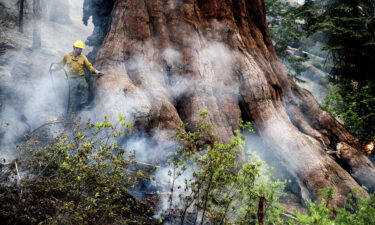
[0,1,292,219]
[0,0,93,161]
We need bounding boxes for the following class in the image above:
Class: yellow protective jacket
[60,53,96,77]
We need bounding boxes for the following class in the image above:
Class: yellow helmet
[73,40,85,49]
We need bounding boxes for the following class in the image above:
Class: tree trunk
[32,0,42,49]
[18,0,25,33]
[88,0,375,207]
[258,196,265,225]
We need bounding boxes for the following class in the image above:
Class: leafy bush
[0,116,155,225]
[1,113,374,225]
[162,111,375,224]
[292,188,375,225]
[163,111,286,225]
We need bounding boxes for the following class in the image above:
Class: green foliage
[292,189,335,225]
[3,115,154,225]
[265,0,309,81]
[165,111,286,224]
[322,81,375,142]
[0,112,374,224]
[265,0,303,55]
[301,0,375,83]
[334,192,375,224]
[290,189,375,225]
[297,0,375,142]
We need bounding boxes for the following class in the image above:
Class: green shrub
[291,189,375,225]
[2,113,374,225]
[164,111,286,224]
[1,115,155,225]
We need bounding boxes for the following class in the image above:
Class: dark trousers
[68,77,89,116]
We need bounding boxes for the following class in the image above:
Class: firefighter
[52,40,103,116]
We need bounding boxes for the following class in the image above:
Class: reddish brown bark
[91,0,375,206]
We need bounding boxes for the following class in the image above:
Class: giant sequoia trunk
[88,0,375,206]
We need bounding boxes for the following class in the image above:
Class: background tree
[265,0,309,82]
[18,0,25,33]
[32,0,41,49]
[300,0,375,143]
[303,0,375,84]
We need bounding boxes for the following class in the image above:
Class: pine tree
[265,0,309,82]
[302,0,375,143]
[303,0,375,84]
[18,0,25,33]
[32,0,42,49]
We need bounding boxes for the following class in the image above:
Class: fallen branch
[29,120,73,134]
[14,160,23,196]
[136,161,161,168]
[14,160,21,184]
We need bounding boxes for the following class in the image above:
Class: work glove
[95,70,104,77]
